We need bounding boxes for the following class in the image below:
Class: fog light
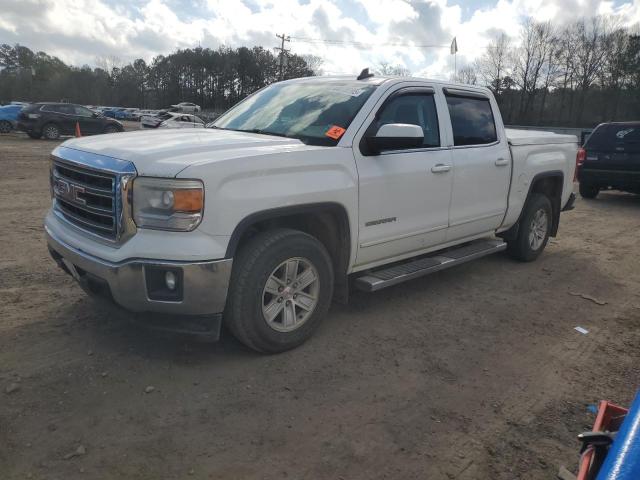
[165,271,177,291]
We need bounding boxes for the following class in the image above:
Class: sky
[1,0,639,79]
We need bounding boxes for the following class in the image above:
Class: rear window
[586,124,640,153]
[445,94,497,146]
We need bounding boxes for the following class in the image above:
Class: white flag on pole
[450,37,458,55]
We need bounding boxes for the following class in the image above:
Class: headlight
[132,178,204,231]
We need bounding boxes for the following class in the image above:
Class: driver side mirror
[363,123,424,155]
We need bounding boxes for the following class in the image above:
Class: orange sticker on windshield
[325,125,346,140]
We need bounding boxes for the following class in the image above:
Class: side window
[445,94,497,146]
[73,106,93,117]
[43,105,62,114]
[376,93,440,148]
[58,105,75,115]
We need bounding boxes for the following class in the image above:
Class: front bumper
[17,121,37,133]
[46,226,232,316]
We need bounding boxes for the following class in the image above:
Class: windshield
[211,80,377,145]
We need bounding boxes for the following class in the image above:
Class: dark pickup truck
[577,122,640,198]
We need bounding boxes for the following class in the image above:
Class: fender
[225,202,351,260]
[500,170,564,240]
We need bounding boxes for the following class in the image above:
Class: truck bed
[506,128,578,146]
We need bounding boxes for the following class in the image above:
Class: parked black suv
[577,122,640,198]
[17,103,123,140]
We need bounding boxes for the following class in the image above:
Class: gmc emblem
[53,178,86,205]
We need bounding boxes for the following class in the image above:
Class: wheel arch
[225,202,352,302]
[500,170,564,240]
[42,121,61,137]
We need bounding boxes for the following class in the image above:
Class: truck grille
[52,160,118,239]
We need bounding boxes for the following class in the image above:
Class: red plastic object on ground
[577,400,628,480]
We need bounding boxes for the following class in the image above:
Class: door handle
[431,164,452,173]
[495,158,509,167]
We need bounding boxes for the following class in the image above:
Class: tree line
[456,15,640,127]
[0,44,319,111]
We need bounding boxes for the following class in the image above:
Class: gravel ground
[1,129,639,480]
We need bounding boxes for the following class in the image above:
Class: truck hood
[60,129,309,177]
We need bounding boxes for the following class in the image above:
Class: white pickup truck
[45,73,578,353]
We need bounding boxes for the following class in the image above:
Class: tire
[42,123,60,140]
[507,193,553,262]
[104,125,119,134]
[225,228,334,353]
[0,120,11,134]
[27,131,42,139]
[579,182,599,199]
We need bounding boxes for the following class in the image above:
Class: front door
[71,105,103,134]
[353,86,454,268]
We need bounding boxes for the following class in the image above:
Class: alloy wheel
[528,209,548,250]
[262,257,320,332]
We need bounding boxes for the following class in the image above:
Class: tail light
[575,147,586,181]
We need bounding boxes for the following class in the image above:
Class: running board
[354,239,507,292]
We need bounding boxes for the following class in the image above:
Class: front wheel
[225,229,334,353]
[507,193,553,262]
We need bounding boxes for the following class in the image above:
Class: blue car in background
[102,108,120,118]
[0,104,22,133]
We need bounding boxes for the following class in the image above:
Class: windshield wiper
[242,128,290,138]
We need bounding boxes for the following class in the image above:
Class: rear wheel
[0,120,11,134]
[225,229,334,353]
[507,193,553,262]
[579,182,599,199]
[42,123,60,140]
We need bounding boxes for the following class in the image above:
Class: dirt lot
[1,130,639,480]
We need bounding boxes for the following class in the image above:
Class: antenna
[357,68,374,80]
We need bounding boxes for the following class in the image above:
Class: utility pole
[275,33,290,81]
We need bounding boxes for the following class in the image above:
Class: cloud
[0,0,638,78]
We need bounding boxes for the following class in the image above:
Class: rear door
[443,88,511,241]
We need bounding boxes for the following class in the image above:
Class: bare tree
[599,27,628,120]
[554,24,580,124]
[301,54,324,76]
[375,62,411,76]
[455,65,477,85]
[476,33,511,98]
[511,19,555,123]
[573,16,612,124]
[537,30,562,124]
[95,55,122,75]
